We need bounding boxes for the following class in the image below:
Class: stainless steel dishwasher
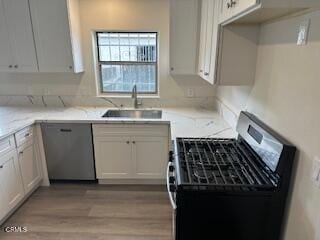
[41,123,96,180]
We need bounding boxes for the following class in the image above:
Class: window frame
[95,31,159,95]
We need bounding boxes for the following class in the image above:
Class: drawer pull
[24,133,30,137]
[132,141,136,144]
[19,151,24,155]
[0,165,3,169]
[126,141,130,144]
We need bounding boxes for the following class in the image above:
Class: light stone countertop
[0,107,237,140]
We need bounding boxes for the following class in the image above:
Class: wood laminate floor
[0,183,172,240]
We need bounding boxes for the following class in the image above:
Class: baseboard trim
[98,179,166,185]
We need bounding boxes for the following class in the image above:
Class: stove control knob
[169,165,175,172]
[169,176,175,184]
[169,184,176,192]
[168,151,174,162]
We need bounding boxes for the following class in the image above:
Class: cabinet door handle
[14,65,18,69]
[9,65,13,68]
[227,0,232,9]
[24,133,30,137]
[19,151,23,155]
[230,0,236,7]
[0,165,3,169]
[132,141,136,144]
[204,72,209,76]
[126,141,130,144]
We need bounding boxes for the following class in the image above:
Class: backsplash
[0,95,217,108]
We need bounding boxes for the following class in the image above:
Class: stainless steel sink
[102,110,162,119]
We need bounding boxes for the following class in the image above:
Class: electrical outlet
[311,157,320,188]
[27,86,33,95]
[187,88,194,98]
[44,89,51,95]
[297,19,310,46]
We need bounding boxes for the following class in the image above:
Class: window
[96,32,158,94]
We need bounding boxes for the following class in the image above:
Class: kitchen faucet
[131,85,142,109]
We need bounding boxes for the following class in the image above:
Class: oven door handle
[166,162,177,210]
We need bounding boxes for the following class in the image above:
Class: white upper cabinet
[220,0,320,24]
[198,0,221,84]
[30,0,83,73]
[170,0,199,75]
[197,0,259,86]
[0,0,38,72]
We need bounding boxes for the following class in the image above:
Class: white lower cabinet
[17,143,41,194]
[0,150,24,216]
[93,124,169,181]
[0,125,43,224]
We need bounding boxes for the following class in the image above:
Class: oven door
[166,162,177,239]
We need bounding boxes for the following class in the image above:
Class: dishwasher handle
[60,129,72,132]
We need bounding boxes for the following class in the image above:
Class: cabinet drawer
[93,124,169,137]
[0,135,16,156]
[15,126,34,147]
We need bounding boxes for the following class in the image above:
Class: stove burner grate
[176,138,278,190]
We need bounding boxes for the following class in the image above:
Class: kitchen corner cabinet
[0,150,24,217]
[0,0,38,72]
[30,0,83,73]
[93,124,169,180]
[170,0,199,76]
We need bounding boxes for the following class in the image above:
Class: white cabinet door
[0,150,24,212]
[170,0,199,75]
[2,0,38,72]
[94,136,132,179]
[0,0,14,72]
[18,144,41,194]
[29,0,82,73]
[0,180,7,220]
[198,0,208,77]
[203,0,215,81]
[132,136,168,179]
[198,0,221,84]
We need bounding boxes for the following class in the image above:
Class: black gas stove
[167,112,296,240]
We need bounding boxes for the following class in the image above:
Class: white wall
[0,0,216,108]
[217,10,320,240]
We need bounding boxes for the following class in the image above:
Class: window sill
[96,94,160,99]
